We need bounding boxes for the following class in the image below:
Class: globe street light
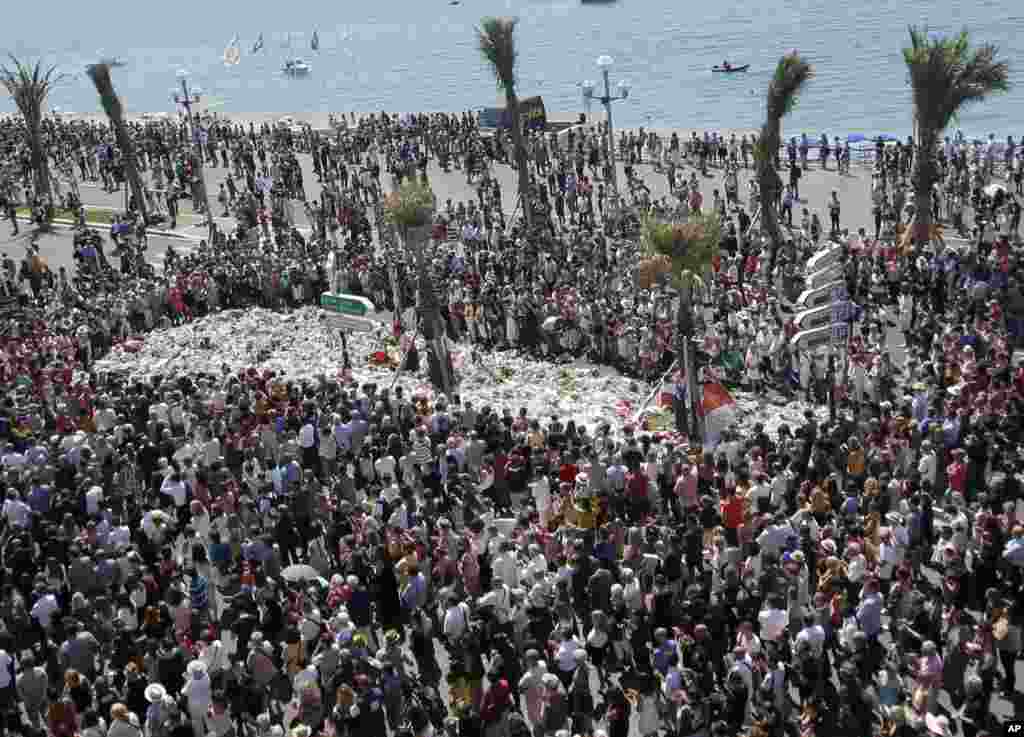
[172,70,215,240]
[581,55,630,211]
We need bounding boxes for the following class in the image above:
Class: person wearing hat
[182,659,212,737]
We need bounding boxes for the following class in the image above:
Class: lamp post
[172,70,215,241]
[581,55,630,209]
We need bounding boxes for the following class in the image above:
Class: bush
[384,179,436,229]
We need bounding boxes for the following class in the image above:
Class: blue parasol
[847,133,866,143]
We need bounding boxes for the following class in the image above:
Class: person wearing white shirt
[95,405,118,432]
[31,592,59,629]
[375,455,396,481]
[0,649,12,690]
[443,597,471,642]
[298,422,316,449]
[85,485,104,516]
[492,544,520,589]
[152,400,170,426]
[108,524,132,551]
[531,475,551,523]
[796,613,826,659]
[161,474,188,508]
[203,434,221,467]
[2,491,31,528]
[757,597,789,643]
[479,581,512,624]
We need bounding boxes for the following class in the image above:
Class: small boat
[223,35,241,66]
[283,58,311,75]
[712,63,749,73]
[311,30,320,52]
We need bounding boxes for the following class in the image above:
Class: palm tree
[385,179,455,396]
[477,16,532,227]
[1,56,64,222]
[755,52,813,276]
[903,26,1009,245]
[638,212,722,437]
[86,63,149,229]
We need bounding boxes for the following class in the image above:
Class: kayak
[712,64,749,73]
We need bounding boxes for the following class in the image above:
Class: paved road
[0,226,187,275]
[66,142,876,248]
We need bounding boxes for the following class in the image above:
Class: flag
[699,382,736,449]
[699,382,737,446]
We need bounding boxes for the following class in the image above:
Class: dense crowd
[1,108,1024,737]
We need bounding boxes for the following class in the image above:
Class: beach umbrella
[846,133,865,143]
[875,134,896,141]
[281,563,322,583]
[983,182,1006,197]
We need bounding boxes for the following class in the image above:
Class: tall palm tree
[477,16,532,226]
[1,56,64,221]
[87,63,149,229]
[903,26,1009,245]
[755,52,813,276]
[386,179,455,396]
[638,212,721,437]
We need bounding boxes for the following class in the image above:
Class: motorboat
[712,63,749,73]
[283,58,311,75]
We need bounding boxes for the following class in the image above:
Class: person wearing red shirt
[720,488,745,546]
[626,470,650,522]
[947,449,967,495]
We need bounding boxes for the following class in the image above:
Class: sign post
[321,293,377,371]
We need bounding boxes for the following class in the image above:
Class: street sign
[320,292,375,316]
[830,284,848,302]
[323,313,375,332]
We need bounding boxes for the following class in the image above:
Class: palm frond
[86,63,124,123]
[1,55,65,118]
[640,211,721,289]
[477,16,518,92]
[765,52,813,119]
[903,26,1010,133]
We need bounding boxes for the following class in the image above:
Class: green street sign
[320,292,375,316]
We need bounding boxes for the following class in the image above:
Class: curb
[14,216,205,242]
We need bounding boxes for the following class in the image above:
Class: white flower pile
[96,307,826,437]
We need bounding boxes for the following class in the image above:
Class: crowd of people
[1,106,1024,737]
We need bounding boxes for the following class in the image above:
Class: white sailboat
[311,30,320,51]
[223,35,241,66]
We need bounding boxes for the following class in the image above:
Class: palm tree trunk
[111,119,149,227]
[910,128,939,245]
[676,280,700,438]
[505,88,532,227]
[758,122,785,277]
[27,114,53,216]
[406,224,455,396]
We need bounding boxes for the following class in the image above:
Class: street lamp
[172,69,215,240]
[581,55,630,207]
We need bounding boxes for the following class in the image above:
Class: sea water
[3,0,1023,138]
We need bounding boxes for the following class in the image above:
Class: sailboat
[223,35,241,66]
[251,33,264,53]
[311,30,320,52]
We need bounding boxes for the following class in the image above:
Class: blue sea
[3,0,1024,138]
